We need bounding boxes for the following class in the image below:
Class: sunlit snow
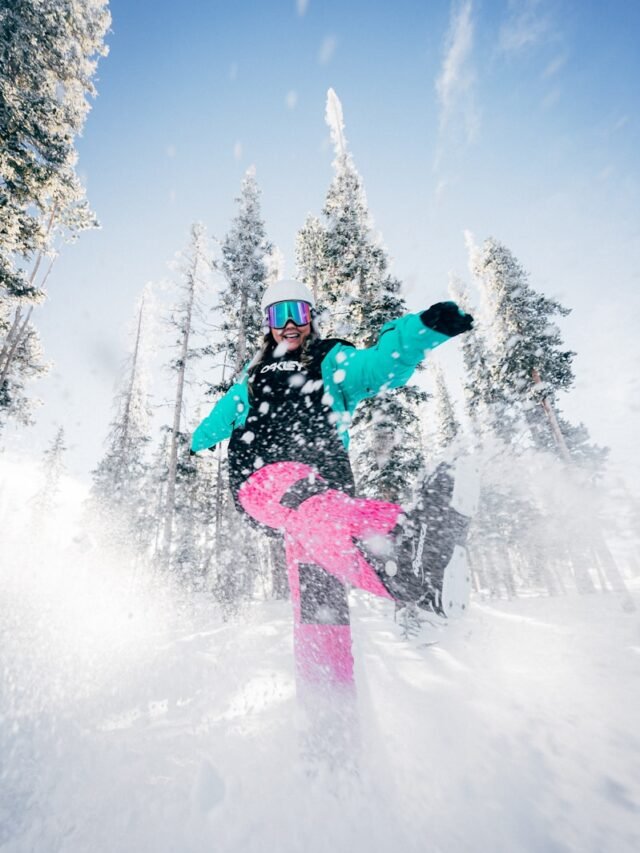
[1,455,639,852]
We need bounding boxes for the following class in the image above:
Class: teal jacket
[191,312,450,453]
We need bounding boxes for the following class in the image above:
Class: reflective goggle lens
[267,300,311,328]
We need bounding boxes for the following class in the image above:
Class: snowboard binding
[376,457,480,618]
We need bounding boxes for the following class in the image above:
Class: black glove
[189,448,197,456]
[420,301,474,337]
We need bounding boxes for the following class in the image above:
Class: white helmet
[260,279,315,314]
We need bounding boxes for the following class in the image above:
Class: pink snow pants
[238,462,402,687]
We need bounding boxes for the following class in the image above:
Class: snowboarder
[191,279,475,686]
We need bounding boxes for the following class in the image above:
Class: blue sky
[5,0,640,486]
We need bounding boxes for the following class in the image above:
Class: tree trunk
[214,451,225,560]
[236,285,248,372]
[550,557,568,595]
[116,294,146,487]
[466,544,485,594]
[500,543,518,599]
[163,252,199,564]
[568,543,596,594]
[531,368,571,462]
[483,542,503,598]
[212,351,229,564]
[591,545,610,592]
[0,306,33,389]
[627,555,640,578]
[0,306,23,371]
[592,532,636,612]
[529,540,559,596]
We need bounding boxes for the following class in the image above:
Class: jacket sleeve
[191,380,248,453]
[326,313,450,412]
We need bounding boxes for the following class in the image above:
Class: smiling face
[270,318,312,352]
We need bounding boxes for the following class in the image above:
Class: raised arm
[324,302,473,412]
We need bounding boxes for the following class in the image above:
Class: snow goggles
[266,300,312,328]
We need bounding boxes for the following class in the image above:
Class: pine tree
[0,0,110,426]
[0,0,109,296]
[90,287,154,556]
[296,88,427,501]
[430,364,461,455]
[205,171,272,604]
[31,426,66,530]
[448,274,509,440]
[208,477,261,617]
[470,238,575,452]
[265,245,285,285]
[163,402,222,590]
[464,239,631,604]
[166,433,202,584]
[146,430,170,559]
[295,214,326,305]
[180,437,219,583]
[161,223,212,569]
[447,274,550,597]
[211,167,272,387]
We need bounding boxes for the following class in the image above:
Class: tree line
[1,3,635,613]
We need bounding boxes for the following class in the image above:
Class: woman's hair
[247,327,320,398]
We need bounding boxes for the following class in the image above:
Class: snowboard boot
[374,458,480,618]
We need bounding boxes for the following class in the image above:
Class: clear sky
[5,0,640,489]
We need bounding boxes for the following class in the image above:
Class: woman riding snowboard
[192,280,473,604]
[191,280,476,682]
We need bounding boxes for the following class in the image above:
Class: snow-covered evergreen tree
[145,430,170,559]
[31,426,66,528]
[265,246,285,285]
[162,402,221,590]
[181,440,219,583]
[448,274,508,440]
[0,0,110,425]
[90,287,154,555]
[0,0,109,296]
[470,238,575,453]
[211,167,272,388]
[430,364,461,455]
[295,214,326,305]
[460,240,626,602]
[161,223,212,570]
[165,433,205,585]
[296,88,426,501]
[204,173,273,603]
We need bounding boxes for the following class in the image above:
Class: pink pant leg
[238,462,402,690]
[238,462,401,598]
[287,491,397,599]
[237,461,309,528]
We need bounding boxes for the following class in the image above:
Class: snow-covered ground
[2,528,639,853]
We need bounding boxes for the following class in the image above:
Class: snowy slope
[2,535,639,853]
